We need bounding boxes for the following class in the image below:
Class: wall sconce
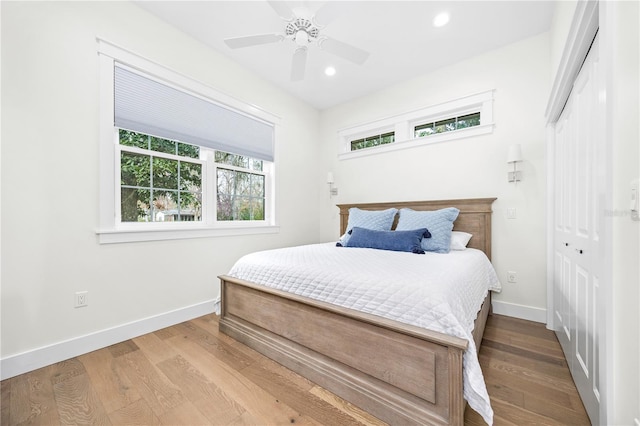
[327,172,338,197]
[507,144,523,183]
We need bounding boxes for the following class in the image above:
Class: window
[338,90,494,159]
[350,132,395,151]
[215,151,265,221]
[119,130,203,223]
[414,112,481,138]
[98,39,279,243]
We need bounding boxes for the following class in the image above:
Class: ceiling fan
[223,1,370,81]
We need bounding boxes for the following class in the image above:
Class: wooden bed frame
[219,197,496,425]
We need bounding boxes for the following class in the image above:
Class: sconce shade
[507,144,523,163]
[327,172,334,184]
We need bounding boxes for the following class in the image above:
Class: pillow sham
[450,231,473,250]
[345,227,431,254]
[396,207,460,253]
[338,207,398,246]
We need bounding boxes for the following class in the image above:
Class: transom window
[414,112,480,138]
[350,132,395,151]
[337,90,494,159]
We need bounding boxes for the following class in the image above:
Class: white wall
[318,33,551,322]
[600,2,640,424]
[0,1,321,376]
[549,0,578,82]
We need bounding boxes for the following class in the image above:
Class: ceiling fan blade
[224,34,284,49]
[313,2,341,27]
[267,1,295,20]
[290,47,307,81]
[319,37,370,65]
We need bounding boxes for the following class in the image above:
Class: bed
[218,198,498,425]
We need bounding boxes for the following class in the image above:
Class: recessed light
[433,12,450,28]
[325,66,336,76]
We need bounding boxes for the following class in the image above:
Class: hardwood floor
[1,314,589,425]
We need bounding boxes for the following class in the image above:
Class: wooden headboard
[337,198,497,260]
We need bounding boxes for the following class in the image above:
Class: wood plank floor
[1,314,590,425]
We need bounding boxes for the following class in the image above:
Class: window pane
[252,159,263,172]
[365,136,379,147]
[216,168,265,221]
[179,192,201,222]
[250,198,265,220]
[237,172,252,196]
[153,157,178,190]
[217,168,234,196]
[457,112,481,129]
[235,196,251,220]
[251,174,265,197]
[121,188,150,222]
[150,136,177,155]
[351,138,364,151]
[435,118,456,133]
[217,193,233,221]
[119,129,148,149]
[152,190,178,221]
[121,151,150,187]
[381,132,395,144]
[177,142,200,159]
[180,162,202,191]
[414,123,435,138]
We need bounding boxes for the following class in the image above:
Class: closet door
[553,35,602,424]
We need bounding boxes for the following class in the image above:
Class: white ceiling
[135,1,555,110]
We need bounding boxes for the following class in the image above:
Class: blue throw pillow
[396,207,460,253]
[345,227,431,254]
[338,207,398,246]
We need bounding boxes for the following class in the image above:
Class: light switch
[506,207,517,219]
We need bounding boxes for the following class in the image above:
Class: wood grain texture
[218,198,494,426]
[337,197,496,259]
[0,313,589,425]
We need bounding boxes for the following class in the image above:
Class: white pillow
[450,231,472,250]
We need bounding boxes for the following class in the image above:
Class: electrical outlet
[506,207,517,219]
[507,271,517,283]
[75,291,88,308]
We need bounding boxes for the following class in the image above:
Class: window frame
[117,135,206,225]
[338,90,495,160]
[97,39,280,244]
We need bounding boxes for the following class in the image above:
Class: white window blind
[114,65,274,161]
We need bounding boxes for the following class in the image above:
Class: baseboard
[1,298,220,380]
[491,300,547,324]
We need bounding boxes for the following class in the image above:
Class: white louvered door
[553,35,602,425]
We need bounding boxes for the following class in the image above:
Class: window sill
[96,224,280,244]
[338,123,494,160]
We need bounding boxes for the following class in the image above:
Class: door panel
[553,34,601,425]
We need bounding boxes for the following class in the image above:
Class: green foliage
[119,130,202,222]
[119,131,265,223]
[414,112,481,138]
[351,132,395,151]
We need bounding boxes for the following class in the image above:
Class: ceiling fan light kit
[223,2,370,82]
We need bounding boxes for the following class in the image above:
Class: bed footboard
[219,275,470,426]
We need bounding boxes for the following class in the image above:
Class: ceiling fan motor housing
[286,18,319,46]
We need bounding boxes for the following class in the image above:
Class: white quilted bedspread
[228,243,501,425]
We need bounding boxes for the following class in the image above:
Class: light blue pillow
[338,207,398,246]
[396,207,460,253]
[345,227,431,254]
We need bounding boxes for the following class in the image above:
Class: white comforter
[228,242,501,424]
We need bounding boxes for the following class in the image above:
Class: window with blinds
[97,40,278,242]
